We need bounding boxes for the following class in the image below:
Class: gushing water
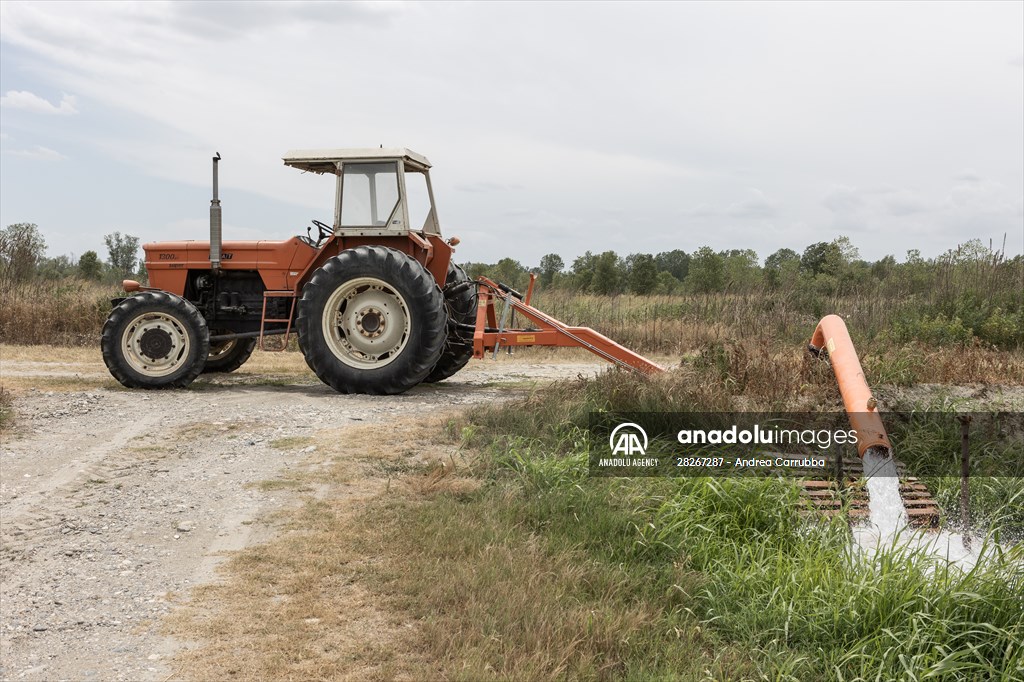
[861,448,907,536]
[853,448,982,571]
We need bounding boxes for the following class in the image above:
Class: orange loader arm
[809,315,891,457]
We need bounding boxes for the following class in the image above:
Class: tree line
[0,223,145,287]
[463,235,1022,298]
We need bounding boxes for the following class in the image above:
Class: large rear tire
[296,246,446,394]
[101,291,209,389]
[423,262,477,383]
[202,334,257,373]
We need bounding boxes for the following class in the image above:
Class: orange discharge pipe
[809,315,891,457]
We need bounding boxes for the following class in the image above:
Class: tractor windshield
[340,162,400,227]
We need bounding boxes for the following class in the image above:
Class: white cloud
[824,185,932,218]
[953,169,981,183]
[5,145,67,160]
[881,189,931,217]
[0,90,78,114]
[726,189,779,219]
[823,186,866,215]
[680,189,779,220]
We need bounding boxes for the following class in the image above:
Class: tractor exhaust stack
[210,152,222,273]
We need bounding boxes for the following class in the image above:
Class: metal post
[958,415,972,551]
[210,152,222,273]
[833,442,848,527]
[835,443,844,490]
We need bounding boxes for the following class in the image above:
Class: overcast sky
[1,1,1021,267]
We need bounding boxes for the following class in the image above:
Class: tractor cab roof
[282,148,431,175]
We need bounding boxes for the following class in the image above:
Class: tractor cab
[282,148,440,241]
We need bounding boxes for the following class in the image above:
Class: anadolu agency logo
[599,422,658,468]
[609,422,648,456]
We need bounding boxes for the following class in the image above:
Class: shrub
[886,314,974,346]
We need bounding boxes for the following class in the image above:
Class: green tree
[0,223,47,283]
[654,271,681,294]
[871,254,896,280]
[37,255,76,280]
[655,249,690,281]
[627,253,659,294]
[136,258,149,284]
[832,235,860,264]
[571,251,597,291]
[591,251,622,295]
[463,262,489,281]
[800,241,843,276]
[78,250,103,280]
[722,248,760,291]
[492,257,527,291]
[891,249,932,294]
[538,253,564,288]
[940,238,995,265]
[764,248,800,288]
[104,232,141,280]
[686,246,725,293]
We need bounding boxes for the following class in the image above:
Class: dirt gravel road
[0,349,604,681]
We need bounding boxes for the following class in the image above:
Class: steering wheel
[310,219,333,244]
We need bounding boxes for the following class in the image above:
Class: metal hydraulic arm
[470,276,664,375]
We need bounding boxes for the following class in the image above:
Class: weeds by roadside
[0,385,14,429]
[0,279,120,345]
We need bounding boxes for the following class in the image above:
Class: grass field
[357,369,1023,680]
[4,268,1023,680]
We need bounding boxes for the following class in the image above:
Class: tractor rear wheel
[202,333,257,373]
[101,291,209,389]
[296,246,446,394]
[423,262,477,383]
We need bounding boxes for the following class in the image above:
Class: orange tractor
[102,149,663,394]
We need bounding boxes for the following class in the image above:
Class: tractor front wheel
[296,246,446,394]
[101,291,209,389]
[202,333,257,373]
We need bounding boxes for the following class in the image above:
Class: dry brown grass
[0,344,100,363]
[237,349,311,376]
[164,416,463,681]
[0,279,119,346]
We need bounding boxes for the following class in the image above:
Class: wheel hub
[139,327,173,360]
[323,278,412,369]
[121,311,192,378]
[356,307,385,337]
